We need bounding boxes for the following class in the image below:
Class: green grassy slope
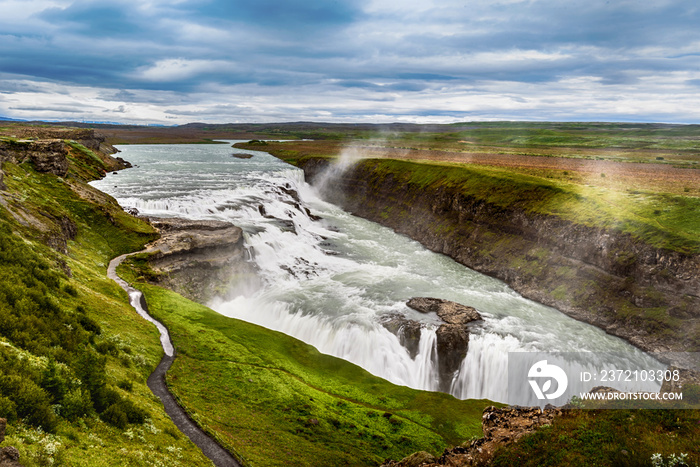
[0,148,213,465]
[118,275,494,467]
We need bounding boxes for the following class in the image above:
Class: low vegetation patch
[490,409,700,467]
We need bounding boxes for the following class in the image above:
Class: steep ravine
[290,157,700,358]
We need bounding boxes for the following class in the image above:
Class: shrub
[117,380,133,392]
[61,388,93,421]
[117,398,147,424]
[0,374,57,431]
[0,396,17,422]
[92,386,121,413]
[63,283,78,297]
[101,404,128,429]
[682,384,700,404]
[42,358,68,403]
[77,315,101,335]
[74,347,106,394]
[95,341,119,356]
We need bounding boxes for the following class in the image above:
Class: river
[91,142,663,405]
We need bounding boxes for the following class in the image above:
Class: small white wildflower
[145,418,161,434]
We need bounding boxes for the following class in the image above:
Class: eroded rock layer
[144,217,259,304]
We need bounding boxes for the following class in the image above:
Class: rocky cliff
[141,217,258,304]
[0,127,129,189]
[0,127,134,262]
[291,157,700,357]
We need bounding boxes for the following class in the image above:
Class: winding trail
[108,253,242,467]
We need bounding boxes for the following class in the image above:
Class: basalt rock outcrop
[0,140,69,178]
[143,217,259,304]
[380,313,423,358]
[291,157,700,357]
[381,298,482,392]
[409,298,482,391]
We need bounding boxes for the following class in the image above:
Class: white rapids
[92,142,663,403]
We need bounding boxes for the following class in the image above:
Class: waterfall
[92,142,666,404]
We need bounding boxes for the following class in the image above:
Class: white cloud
[132,58,233,82]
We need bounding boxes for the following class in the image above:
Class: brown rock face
[379,313,423,358]
[144,217,260,304]
[406,297,481,391]
[0,418,24,467]
[383,451,437,467]
[0,446,22,467]
[407,297,482,324]
[0,140,69,177]
[27,141,69,176]
[380,311,472,391]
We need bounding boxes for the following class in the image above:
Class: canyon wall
[294,157,700,356]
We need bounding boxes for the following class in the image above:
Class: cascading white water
[92,142,664,403]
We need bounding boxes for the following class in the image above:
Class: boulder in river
[381,298,482,392]
[407,297,482,324]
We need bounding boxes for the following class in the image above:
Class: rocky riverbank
[287,156,700,358]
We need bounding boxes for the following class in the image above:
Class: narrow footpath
[108,253,242,467]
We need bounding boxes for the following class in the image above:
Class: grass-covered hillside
[0,130,214,466]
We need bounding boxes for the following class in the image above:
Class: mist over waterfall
[92,142,664,403]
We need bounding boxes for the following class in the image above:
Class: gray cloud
[0,0,698,123]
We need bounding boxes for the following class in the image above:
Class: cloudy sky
[1,0,699,124]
